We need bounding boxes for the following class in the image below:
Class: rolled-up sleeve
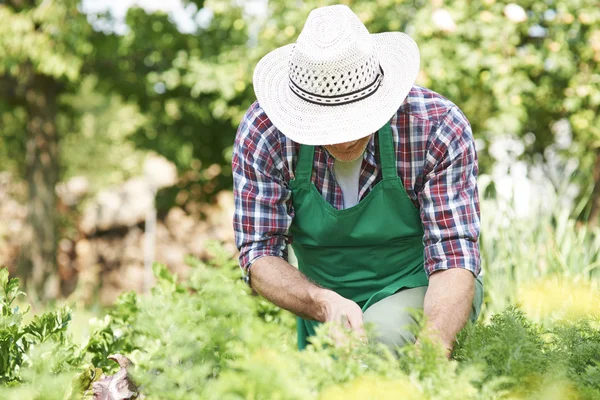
[419,107,481,277]
[232,103,293,271]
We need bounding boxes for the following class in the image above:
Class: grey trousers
[362,276,483,354]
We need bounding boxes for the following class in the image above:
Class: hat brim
[253,32,420,145]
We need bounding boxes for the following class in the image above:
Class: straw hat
[253,4,420,146]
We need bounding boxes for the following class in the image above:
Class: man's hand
[318,290,365,345]
[250,256,366,345]
[320,291,364,329]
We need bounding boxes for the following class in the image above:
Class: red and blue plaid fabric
[232,85,481,277]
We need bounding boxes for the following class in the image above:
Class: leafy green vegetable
[1,245,599,399]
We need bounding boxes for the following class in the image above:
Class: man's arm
[422,269,474,352]
[419,106,481,352]
[251,256,363,329]
[232,103,363,331]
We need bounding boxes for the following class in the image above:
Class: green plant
[1,230,600,399]
[480,201,600,318]
[0,268,80,384]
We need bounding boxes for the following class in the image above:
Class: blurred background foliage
[0,0,600,397]
[0,0,599,298]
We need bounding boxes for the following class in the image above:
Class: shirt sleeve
[232,103,293,271]
[418,107,481,277]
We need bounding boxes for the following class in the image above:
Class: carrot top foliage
[0,252,599,399]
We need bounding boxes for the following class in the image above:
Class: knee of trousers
[362,308,419,352]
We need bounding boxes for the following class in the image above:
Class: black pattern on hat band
[289,66,384,106]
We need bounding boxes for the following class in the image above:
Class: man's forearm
[423,268,475,352]
[250,256,335,322]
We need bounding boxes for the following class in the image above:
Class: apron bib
[289,122,429,350]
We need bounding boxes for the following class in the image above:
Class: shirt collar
[364,132,377,167]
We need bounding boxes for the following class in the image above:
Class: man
[232,4,483,354]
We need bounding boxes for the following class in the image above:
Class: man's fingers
[341,314,352,330]
[325,299,367,346]
[346,309,369,343]
[346,309,364,331]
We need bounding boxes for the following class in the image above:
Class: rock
[0,172,26,270]
[80,178,155,235]
[56,176,89,206]
[80,155,178,236]
[0,167,238,305]
[119,264,148,292]
[143,154,178,189]
[99,283,122,306]
[76,239,97,269]
[122,228,144,262]
[92,354,140,400]
[164,207,199,245]
[155,242,188,274]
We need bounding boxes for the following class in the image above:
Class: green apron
[289,121,430,350]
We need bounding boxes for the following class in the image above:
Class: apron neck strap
[295,121,396,182]
[378,122,397,180]
[296,143,315,182]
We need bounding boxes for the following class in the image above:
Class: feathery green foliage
[1,246,599,399]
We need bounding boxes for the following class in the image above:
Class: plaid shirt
[233,85,481,277]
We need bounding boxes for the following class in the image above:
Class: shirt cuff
[424,240,481,277]
[425,261,480,279]
[239,237,289,271]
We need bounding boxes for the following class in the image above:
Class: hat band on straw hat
[289,66,384,107]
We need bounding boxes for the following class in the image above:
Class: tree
[0,0,93,299]
[89,0,251,207]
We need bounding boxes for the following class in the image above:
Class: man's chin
[333,152,364,162]
[326,144,368,162]
[325,135,371,162]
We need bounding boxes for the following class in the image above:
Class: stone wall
[0,160,237,305]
